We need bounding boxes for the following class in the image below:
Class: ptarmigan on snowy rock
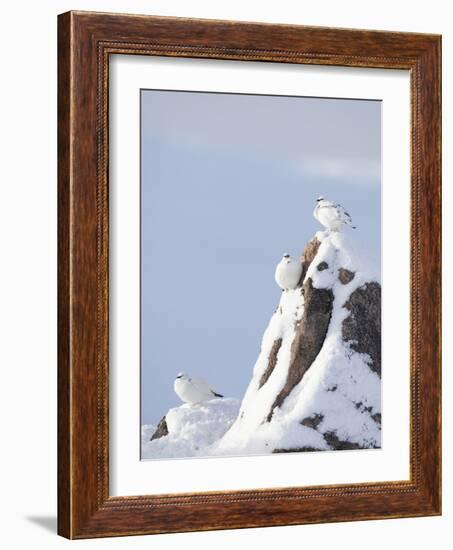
[275,253,303,290]
[313,197,356,231]
[174,373,223,404]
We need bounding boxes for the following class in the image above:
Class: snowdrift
[142,398,240,459]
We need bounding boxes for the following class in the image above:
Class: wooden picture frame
[58,10,441,539]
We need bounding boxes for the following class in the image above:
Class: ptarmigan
[174,373,224,404]
[275,253,302,290]
[313,197,356,231]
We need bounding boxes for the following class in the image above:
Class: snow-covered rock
[212,230,381,455]
[142,398,240,459]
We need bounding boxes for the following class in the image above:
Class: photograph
[140,89,382,460]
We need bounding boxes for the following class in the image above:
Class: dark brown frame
[58,10,441,539]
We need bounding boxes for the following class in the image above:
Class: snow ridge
[142,398,240,459]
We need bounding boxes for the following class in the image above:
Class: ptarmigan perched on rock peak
[313,197,356,231]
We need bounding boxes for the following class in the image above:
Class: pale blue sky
[141,90,381,426]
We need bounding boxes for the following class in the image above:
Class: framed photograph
[58,11,441,539]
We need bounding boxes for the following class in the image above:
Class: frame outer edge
[57,11,73,540]
[410,37,442,514]
[63,10,106,538]
[438,35,442,515]
[434,35,442,515]
[427,36,441,515]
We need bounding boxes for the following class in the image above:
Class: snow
[142,229,381,459]
[309,229,380,288]
[141,424,156,444]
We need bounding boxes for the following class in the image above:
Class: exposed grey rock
[273,446,321,453]
[150,416,169,441]
[324,431,365,450]
[274,432,372,453]
[317,261,329,272]
[338,268,355,285]
[354,401,373,414]
[342,282,381,377]
[258,337,282,389]
[300,413,324,430]
[267,277,334,421]
[298,237,321,285]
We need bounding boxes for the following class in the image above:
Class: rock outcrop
[267,276,334,421]
[258,338,283,389]
[150,416,169,441]
[342,282,381,377]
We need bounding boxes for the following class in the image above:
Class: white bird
[174,373,224,404]
[275,253,302,290]
[313,197,356,231]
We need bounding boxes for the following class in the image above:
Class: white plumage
[174,373,223,404]
[313,197,356,231]
[275,253,302,290]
